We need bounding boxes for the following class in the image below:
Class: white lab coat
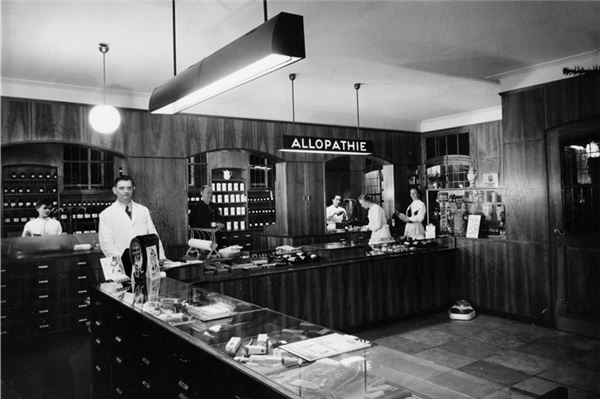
[326,205,347,230]
[403,199,426,239]
[22,217,62,236]
[366,204,392,244]
[98,201,165,259]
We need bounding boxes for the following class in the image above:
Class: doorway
[547,119,600,337]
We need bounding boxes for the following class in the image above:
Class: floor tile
[413,347,477,369]
[398,328,458,346]
[572,351,600,371]
[471,315,518,330]
[486,349,558,375]
[538,363,600,394]
[495,323,557,342]
[471,329,528,349]
[533,334,600,352]
[459,360,530,385]
[516,341,587,362]
[512,377,560,396]
[428,369,504,398]
[430,321,488,338]
[567,386,600,399]
[481,387,536,399]
[374,335,432,354]
[439,337,500,359]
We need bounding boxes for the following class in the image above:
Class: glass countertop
[99,277,482,399]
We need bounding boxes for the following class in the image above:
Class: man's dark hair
[358,193,373,203]
[114,175,135,187]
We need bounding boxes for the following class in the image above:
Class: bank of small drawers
[0,253,102,342]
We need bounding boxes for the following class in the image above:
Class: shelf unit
[426,187,505,238]
[247,189,275,229]
[2,164,59,238]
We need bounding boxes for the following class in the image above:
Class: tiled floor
[358,312,600,399]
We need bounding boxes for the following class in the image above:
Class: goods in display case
[426,188,505,238]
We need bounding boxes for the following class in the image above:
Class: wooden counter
[166,240,456,331]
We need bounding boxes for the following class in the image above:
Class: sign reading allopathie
[280,135,373,155]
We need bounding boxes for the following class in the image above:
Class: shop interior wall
[434,74,600,325]
[1,97,419,249]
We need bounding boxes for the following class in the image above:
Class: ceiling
[2,0,599,132]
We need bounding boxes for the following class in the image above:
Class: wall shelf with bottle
[59,193,114,234]
[2,164,59,237]
[209,168,247,232]
[247,189,276,229]
[426,187,505,239]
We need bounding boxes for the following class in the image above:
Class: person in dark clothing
[189,184,224,229]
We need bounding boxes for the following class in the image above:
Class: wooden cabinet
[1,252,103,342]
[274,162,325,236]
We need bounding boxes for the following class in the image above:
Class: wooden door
[547,119,600,337]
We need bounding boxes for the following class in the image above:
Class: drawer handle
[0,331,7,335]
[0,285,6,289]
[38,280,49,285]
[0,300,6,304]
[114,313,123,320]
[38,309,49,314]
[38,294,49,299]
[1,315,7,319]
[115,387,123,395]
[95,365,102,372]
[78,318,88,323]
[141,381,151,390]
[39,324,50,329]
[0,269,5,273]
[95,338,102,345]
[38,265,49,270]
[94,320,102,327]
[142,357,150,366]
[77,275,87,280]
[77,261,87,265]
[178,380,189,391]
[115,336,122,343]
[78,304,88,309]
[178,393,189,399]
[78,289,88,294]
[115,356,123,364]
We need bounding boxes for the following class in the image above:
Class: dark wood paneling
[1,98,30,142]
[579,73,600,120]
[124,112,180,157]
[30,101,82,142]
[128,157,188,247]
[503,140,549,244]
[200,250,454,331]
[502,88,545,143]
[473,120,503,186]
[544,78,581,129]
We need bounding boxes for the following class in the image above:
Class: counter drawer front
[0,322,23,343]
[91,349,111,398]
[0,277,24,298]
[22,273,63,291]
[1,287,23,308]
[19,261,64,276]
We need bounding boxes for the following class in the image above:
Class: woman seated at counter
[326,194,347,231]
[395,188,426,239]
[358,193,392,244]
[22,199,62,237]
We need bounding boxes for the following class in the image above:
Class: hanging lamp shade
[89,104,121,134]
[149,12,305,114]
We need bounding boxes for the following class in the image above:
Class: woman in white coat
[396,188,426,239]
[358,193,392,244]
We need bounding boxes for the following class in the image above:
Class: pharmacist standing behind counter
[326,194,347,231]
[358,193,392,244]
[98,175,165,260]
[396,188,426,239]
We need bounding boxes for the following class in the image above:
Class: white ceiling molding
[488,49,600,93]
[420,106,502,133]
[1,77,150,110]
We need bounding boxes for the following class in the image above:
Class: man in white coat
[99,175,165,261]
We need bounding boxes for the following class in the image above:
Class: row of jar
[6,172,58,180]
[4,199,59,209]
[3,186,57,194]
[211,182,245,192]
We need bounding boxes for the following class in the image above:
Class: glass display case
[94,276,501,399]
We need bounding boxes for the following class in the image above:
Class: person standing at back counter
[396,188,426,239]
[22,199,62,237]
[99,175,165,260]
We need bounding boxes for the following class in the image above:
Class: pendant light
[289,73,296,128]
[89,43,121,134]
[354,83,361,135]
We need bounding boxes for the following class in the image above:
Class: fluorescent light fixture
[149,12,305,114]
